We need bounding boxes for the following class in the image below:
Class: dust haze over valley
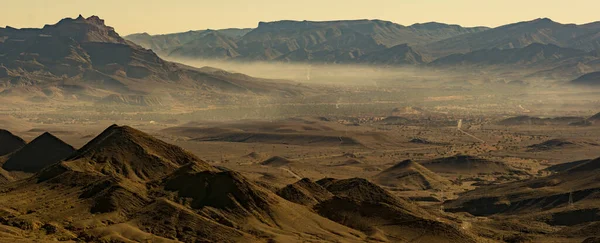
[2,4,600,243]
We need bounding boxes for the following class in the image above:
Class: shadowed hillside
[2,132,75,173]
[0,129,26,156]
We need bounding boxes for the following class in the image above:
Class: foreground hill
[0,15,308,105]
[0,125,363,241]
[0,124,484,242]
[2,132,75,173]
[65,125,213,181]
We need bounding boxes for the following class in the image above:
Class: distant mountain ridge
[125,28,252,54]
[126,19,489,64]
[425,18,600,58]
[124,17,600,76]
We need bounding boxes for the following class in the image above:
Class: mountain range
[3,14,600,105]
[425,18,600,58]
[0,15,307,105]
[126,18,600,65]
[126,20,488,64]
[124,17,600,84]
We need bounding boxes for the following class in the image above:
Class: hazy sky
[2,0,599,35]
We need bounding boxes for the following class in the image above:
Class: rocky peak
[42,15,126,44]
[85,15,106,26]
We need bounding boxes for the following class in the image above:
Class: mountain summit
[66,125,213,181]
[42,15,127,44]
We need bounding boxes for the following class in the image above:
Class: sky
[2,0,599,35]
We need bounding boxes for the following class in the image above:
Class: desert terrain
[2,93,600,242]
[2,14,600,242]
